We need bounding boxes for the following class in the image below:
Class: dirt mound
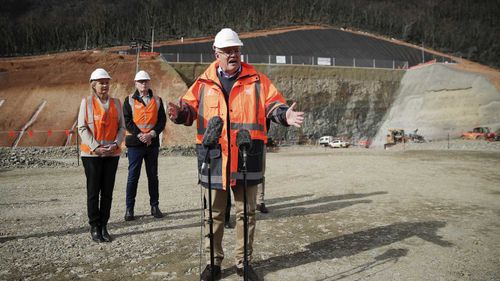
[372,63,500,147]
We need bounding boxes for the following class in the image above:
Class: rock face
[371,64,500,147]
[258,65,404,144]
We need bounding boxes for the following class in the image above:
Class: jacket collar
[132,88,153,99]
[201,61,258,84]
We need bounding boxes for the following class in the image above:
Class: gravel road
[1,141,499,280]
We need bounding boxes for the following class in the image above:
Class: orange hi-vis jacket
[127,93,160,134]
[180,61,287,190]
[80,95,122,156]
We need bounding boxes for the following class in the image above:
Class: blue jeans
[126,146,159,209]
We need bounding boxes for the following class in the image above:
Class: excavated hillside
[1,54,499,148]
[0,52,194,147]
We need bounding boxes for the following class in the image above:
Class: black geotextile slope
[156,28,452,67]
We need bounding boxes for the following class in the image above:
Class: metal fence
[160,53,409,69]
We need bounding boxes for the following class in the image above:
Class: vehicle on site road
[319,136,334,146]
[461,127,496,141]
[329,139,350,148]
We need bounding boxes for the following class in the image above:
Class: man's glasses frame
[215,48,241,57]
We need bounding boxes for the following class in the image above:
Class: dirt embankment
[0,51,194,147]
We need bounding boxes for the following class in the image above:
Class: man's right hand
[167,102,180,121]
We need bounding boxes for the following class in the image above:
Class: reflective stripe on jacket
[127,93,160,134]
[80,95,122,156]
[182,61,287,190]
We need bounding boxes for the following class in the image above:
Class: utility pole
[151,26,154,53]
[130,38,150,73]
[421,41,425,63]
[84,30,88,51]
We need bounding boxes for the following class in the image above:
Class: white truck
[319,136,334,146]
[329,139,350,148]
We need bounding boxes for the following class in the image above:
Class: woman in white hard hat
[77,68,126,243]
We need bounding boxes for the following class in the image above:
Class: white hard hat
[134,70,151,81]
[89,68,111,81]
[213,28,243,49]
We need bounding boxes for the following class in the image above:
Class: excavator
[384,129,406,148]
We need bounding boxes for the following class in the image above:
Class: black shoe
[236,265,260,281]
[224,220,235,229]
[124,208,135,221]
[151,205,164,218]
[101,225,112,242]
[90,226,104,243]
[256,203,269,214]
[200,264,221,281]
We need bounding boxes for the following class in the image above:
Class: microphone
[201,116,223,171]
[236,130,252,167]
[236,129,252,151]
[202,116,224,147]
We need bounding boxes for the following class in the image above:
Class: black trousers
[82,156,120,227]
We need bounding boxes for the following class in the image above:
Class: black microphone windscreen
[236,129,252,150]
[202,116,224,147]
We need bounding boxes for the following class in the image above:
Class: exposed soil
[1,142,499,280]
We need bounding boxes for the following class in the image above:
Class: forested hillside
[1,0,499,68]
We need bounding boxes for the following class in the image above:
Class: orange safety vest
[80,95,122,156]
[127,94,160,134]
[182,61,286,190]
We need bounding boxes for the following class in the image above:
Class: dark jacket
[123,89,166,147]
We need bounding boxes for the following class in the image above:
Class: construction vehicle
[408,129,426,143]
[461,127,496,141]
[385,129,406,148]
[387,129,406,144]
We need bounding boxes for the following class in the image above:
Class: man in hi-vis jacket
[123,70,166,221]
[168,28,304,281]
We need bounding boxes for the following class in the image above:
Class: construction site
[1,26,500,280]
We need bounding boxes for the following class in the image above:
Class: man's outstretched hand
[286,102,304,128]
[167,102,180,121]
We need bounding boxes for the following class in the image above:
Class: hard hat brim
[213,41,244,49]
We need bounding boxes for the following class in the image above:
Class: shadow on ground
[1,191,386,243]
[225,221,452,280]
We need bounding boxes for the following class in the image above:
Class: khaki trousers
[204,184,257,266]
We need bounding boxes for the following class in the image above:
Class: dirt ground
[1,144,500,281]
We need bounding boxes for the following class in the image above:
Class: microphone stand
[203,147,215,281]
[241,147,249,281]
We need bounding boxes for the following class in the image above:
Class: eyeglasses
[216,48,241,57]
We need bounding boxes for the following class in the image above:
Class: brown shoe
[256,203,269,213]
[236,265,260,281]
[224,220,235,229]
[200,264,221,281]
